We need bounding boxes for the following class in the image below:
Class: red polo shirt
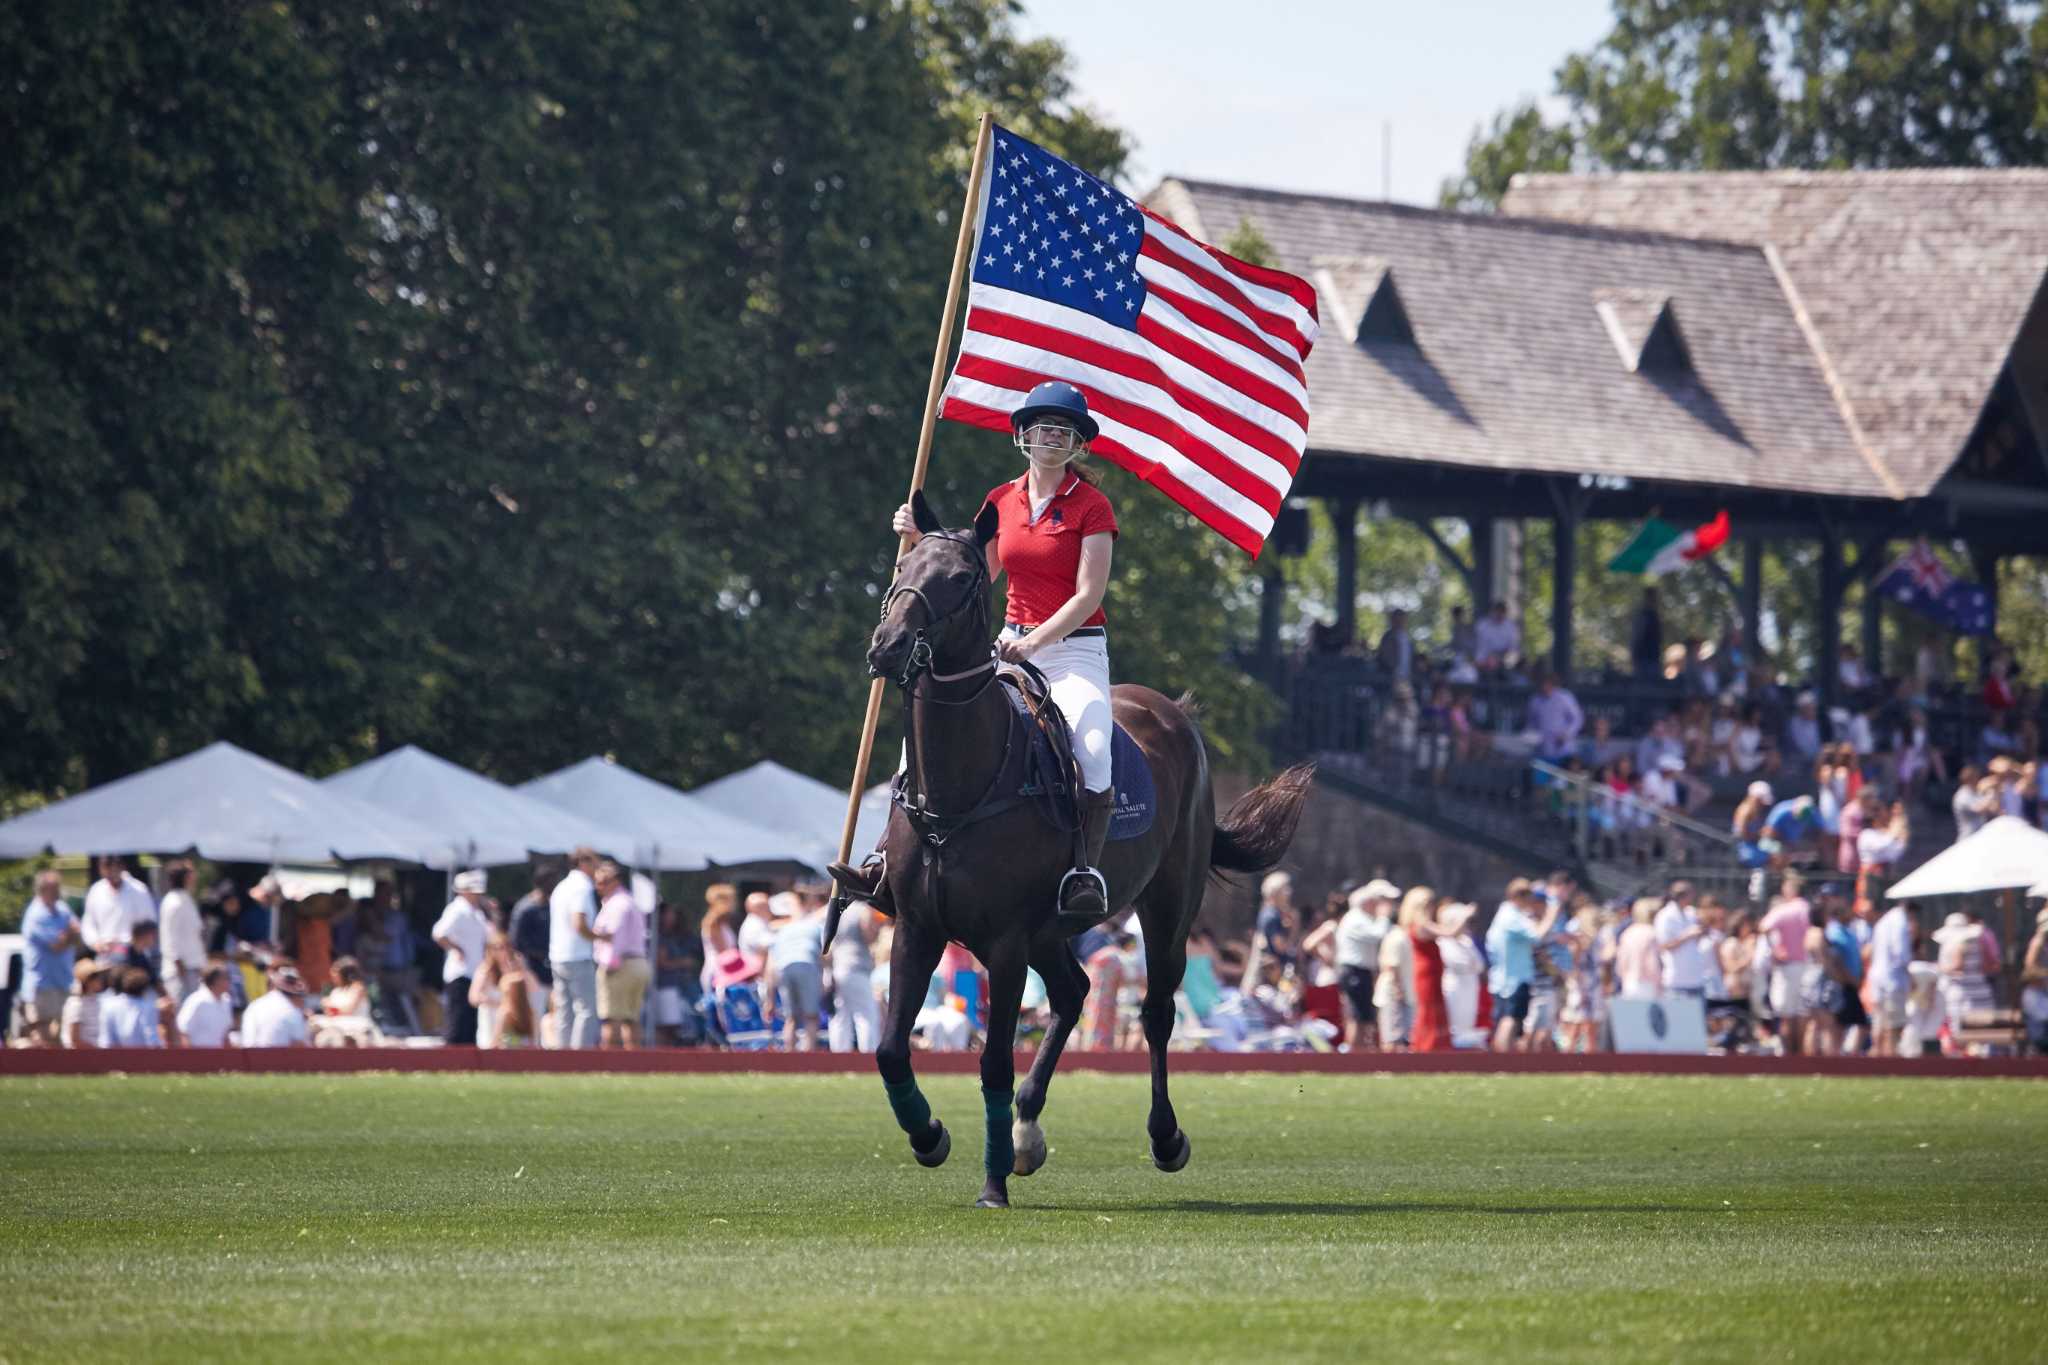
[980,471,1118,627]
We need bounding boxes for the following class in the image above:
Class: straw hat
[1932,911,1977,945]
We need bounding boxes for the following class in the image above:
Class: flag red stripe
[951,352,1287,517]
[1138,209,1310,351]
[1134,309,1310,436]
[964,305,1303,476]
[1141,207,1321,330]
[1141,277,1306,390]
[1138,233,1312,363]
[943,395,1265,556]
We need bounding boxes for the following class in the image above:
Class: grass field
[3,1070,2045,1363]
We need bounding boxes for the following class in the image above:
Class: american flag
[939,124,1319,556]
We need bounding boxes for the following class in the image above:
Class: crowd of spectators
[13,839,2045,1059]
[1165,869,2048,1058]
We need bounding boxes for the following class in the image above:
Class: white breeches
[1001,628,1113,793]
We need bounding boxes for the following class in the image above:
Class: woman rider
[840,381,1120,921]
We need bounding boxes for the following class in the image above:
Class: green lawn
[2,1071,2044,1362]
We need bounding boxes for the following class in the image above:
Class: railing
[1265,654,2044,776]
[1528,759,1758,904]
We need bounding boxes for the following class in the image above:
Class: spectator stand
[1179,172,2047,916]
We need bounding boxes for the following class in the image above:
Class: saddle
[888,662,1156,852]
[1002,667,1156,844]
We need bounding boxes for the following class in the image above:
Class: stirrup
[828,852,887,902]
[1058,865,1107,913]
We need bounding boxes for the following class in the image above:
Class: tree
[2,0,1283,815]
[0,1,359,791]
[1443,0,2048,208]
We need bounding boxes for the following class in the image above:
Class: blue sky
[1014,0,1615,205]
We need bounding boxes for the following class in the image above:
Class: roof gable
[1312,255,1415,347]
[1502,169,2048,497]
[1148,178,1877,499]
[1593,288,1689,375]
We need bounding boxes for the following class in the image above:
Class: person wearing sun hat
[242,965,312,1048]
[60,959,108,1049]
[1934,910,1996,1047]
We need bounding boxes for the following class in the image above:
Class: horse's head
[868,490,1000,686]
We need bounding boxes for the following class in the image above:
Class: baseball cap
[453,869,488,894]
[1747,780,1774,803]
[1359,878,1401,902]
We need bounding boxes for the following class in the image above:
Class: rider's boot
[1057,788,1117,920]
[827,854,894,917]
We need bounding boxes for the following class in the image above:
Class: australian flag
[1874,543,1996,637]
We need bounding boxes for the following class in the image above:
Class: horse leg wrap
[884,1075,933,1140]
[982,1087,1015,1183]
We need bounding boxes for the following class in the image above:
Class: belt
[1003,623,1105,638]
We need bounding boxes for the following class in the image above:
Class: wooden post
[1257,566,1285,684]
[1332,497,1359,648]
[1817,524,1844,720]
[1860,539,1886,678]
[1740,536,1763,661]
[828,113,995,931]
[1469,515,1496,612]
[1550,506,1577,680]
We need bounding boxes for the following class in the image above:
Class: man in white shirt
[547,847,602,1049]
[81,855,156,953]
[432,870,492,1046]
[241,966,311,1048]
[1526,673,1584,763]
[1472,600,1519,670]
[1866,899,1917,1057]
[175,965,236,1048]
[1639,754,1683,812]
[157,862,208,1004]
[1653,881,1708,998]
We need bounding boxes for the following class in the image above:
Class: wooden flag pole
[827,112,995,939]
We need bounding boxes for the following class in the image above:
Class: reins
[881,530,1020,852]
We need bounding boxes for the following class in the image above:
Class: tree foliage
[1443,0,2048,208]
[2,0,1273,807]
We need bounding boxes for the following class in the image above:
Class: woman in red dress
[1401,886,1455,1053]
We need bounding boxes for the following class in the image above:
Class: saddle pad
[1108,723,1156,842]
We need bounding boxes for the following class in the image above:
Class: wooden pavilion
[1146,169,2048,715]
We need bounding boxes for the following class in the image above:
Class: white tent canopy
[320,745,634,869]
[0,740,446,865]
[688,760,892,870]
[516,757,803,871]
[1886,816,2048,900]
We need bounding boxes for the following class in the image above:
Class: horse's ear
[973,498,999,547]
[910,489,943,535]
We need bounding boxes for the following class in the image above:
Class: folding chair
[712,981,777,1050]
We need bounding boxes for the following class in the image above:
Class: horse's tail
[1209,763,1315,881]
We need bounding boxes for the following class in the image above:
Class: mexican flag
[1608,510,1730,577]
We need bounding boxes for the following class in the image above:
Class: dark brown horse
[850,491,1311,1208]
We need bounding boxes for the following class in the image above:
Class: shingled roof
[1149,179,1885,500]
[1503,169,2048,498]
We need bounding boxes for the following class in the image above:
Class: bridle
[877,529,998,704]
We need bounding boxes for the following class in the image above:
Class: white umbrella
[516,757,803,871]
[320,745,634,869]
[1885,816,2048,900]
[689,759,893,870]
[0,740,446,865]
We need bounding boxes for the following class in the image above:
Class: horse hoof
[1012,1119,1047,1177]
[975,1189,1011,1209]
[912,1121,951,1169]
[1152,1129,1191,1173]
